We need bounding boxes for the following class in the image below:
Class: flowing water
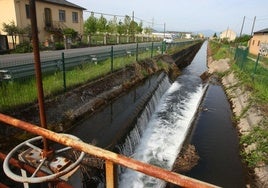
[184,84,246,187]
[119,42,208,187]
[118,41,246,187]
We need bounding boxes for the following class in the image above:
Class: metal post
[151,42,154,58]
[29,0,49,153]
[62,52,66,92]
[239,16,245,37]
[250,16,256,36]
[111,46,114,72]
[254,53,260,74]
[161,41,165,54]
[136,43,138,61]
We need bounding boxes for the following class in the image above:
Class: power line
[84,10,164,27]
[84,10,125,18]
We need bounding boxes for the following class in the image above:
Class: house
[219,29,236,41]
[249,28,268,56]
[0,0,85,49]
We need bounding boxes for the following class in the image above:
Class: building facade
[249,28,268,56]
[0,0,85,48]
[219,29,236,41]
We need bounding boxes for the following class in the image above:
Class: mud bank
[207,55,268,187]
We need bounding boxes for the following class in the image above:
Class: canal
[117,41,246,187]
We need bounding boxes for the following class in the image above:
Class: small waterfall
[118,81,207,187]
[115,75,171,170]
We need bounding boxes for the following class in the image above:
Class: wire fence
[234,46,268,98]
[0,40,197,111]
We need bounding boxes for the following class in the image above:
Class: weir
[47,41,208,186]
[118,42,208,187]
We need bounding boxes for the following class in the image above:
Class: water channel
[70,41,246,187]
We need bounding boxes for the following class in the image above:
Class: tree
[136,21,143,34]
[129,20,138,36]
[117,20,125,36]
[123,15,131,34]
[62,28,78,40]
[84,12,97,35]
[107,16,118,34]
[213,32,217,38]
[97,14,107,33]
[2,20,20,48]
[144,27,152,35]
[234,34,251,43]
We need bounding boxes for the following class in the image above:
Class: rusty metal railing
[0,113,219,188]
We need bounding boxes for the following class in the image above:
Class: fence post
[62,52,66,92]
[111,46,114,72]
[241,47,249,70]
[253,53,260,74]
[151,42,154,58]
[136,43,139,62]
[161,41,166,55]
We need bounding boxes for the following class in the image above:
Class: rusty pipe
[29,0,48,153]
[0,113,219,188]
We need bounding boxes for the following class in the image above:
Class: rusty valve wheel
[3,134,85,183]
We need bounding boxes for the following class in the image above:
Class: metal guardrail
[0,113,219,188]
[0,41,196,80]
[0,42,160,80]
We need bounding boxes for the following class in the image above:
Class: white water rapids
[119,42,208,187]
[119,82,207,187]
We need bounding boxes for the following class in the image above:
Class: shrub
[14,42,32,53]
[55,42,64,50]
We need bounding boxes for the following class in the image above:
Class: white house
[220,29,236,41]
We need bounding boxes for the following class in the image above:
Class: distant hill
[193,30,219,37]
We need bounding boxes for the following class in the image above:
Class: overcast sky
[70,0,268,35]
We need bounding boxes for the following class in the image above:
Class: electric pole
[239,16,245,37]
[251,16,256,36]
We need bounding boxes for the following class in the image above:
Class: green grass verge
[0,43,192,111]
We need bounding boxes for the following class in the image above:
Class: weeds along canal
[67,41,247,187]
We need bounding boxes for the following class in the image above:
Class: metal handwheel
[3,134,85,183]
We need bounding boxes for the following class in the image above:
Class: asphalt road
[0,42,159,68]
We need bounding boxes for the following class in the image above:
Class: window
[44,8,52,27]
[25,4,30,19]
[252,40,255,46]
[59,10,66,22]
[72,12,78,23]
[257,40,260,46]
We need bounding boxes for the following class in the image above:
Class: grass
[209,40,234,60]
[240,122,268,167]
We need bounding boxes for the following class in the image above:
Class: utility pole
[251,16,256,36]
[132,11,134,21]
[239,16,245,37]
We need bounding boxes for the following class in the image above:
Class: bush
[14,42,32,53]
[55,42,64,50]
